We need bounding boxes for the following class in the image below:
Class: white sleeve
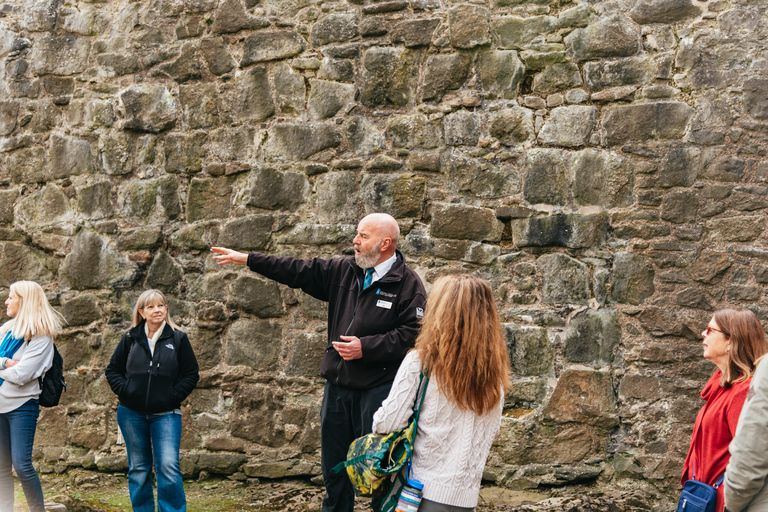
[0,335,54,386]
[372,351,422,434]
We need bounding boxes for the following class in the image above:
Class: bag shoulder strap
[411,373,429,431]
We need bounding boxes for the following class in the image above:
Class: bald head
[360,213,399,246]
[353,213,399,268]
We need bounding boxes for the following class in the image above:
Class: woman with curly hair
[372,274,511,512]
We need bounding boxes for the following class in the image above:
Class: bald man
[211,213,427,512]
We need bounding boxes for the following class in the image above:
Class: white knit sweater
[372,351,503,508]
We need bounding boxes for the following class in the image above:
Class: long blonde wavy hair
[9,281,64,340]
[415,274,510,415]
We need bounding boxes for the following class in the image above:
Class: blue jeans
[117,404,185,512]
[0,399,44,512]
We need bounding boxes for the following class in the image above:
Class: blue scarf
[0,330,25,386]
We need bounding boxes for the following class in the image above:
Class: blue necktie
[363,268,374,290]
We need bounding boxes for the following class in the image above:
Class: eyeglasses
[704,326,724,336]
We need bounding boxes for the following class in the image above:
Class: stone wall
[0,0,767,501]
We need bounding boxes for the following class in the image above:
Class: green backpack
[333,374,429,498]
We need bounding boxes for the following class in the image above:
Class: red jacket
[682,371,751,512]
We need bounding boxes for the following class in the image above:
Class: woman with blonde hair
[0,281,64,512]
[106,289,199,512]
[681,308,768,512]
[372,274,511,512]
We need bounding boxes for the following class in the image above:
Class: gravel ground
[9,470,661,512]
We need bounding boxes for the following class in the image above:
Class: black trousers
[320,381,393,512]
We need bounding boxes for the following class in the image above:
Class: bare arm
[210,247,248,265]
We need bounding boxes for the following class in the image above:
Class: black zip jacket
[247,249,427,390]
[105,322,199,415]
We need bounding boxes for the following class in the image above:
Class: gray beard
[355,245,381,269]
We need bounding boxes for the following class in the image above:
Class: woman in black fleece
[106,289,199,512]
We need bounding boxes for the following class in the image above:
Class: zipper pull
[682,498,686,510]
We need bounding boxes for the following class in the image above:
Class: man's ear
[380,237,392,252]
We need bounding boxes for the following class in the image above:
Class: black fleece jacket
[105,322,199,415]
[247,249,427,390]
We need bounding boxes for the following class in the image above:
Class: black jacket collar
[349,249,406,283]
[128,320,174,342]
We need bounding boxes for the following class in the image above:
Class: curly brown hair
[415,274,511,415]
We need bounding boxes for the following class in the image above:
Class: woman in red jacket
[682,309,768,512]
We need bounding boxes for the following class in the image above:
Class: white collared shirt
[368,253,397,285]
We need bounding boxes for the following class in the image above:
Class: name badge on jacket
[376,299,392,309]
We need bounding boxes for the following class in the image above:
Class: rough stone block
[155,42,202,83]
[217,214,274,251]
[212,0,269,34]
[537,105,597,148]
[603,102,694,146]
[230,274,285,318]
[543,369,618,428]
[657,146,700,188]
[263,123,341,161]
[477,50,524,100]
[537,253,590,304]
[241,31,307,67]
[572,149,633,208]
[504,324,553,376]
[16,184,70,232]
[443,110,480,146]
[390,18,440,47]
[245,167,308,212]
[584,57,653,91]
[494,16,557,49]
[449,4,490,48]
[274,62,306,115]
[120,84,178,133]
[285,332,326,377]
[316,171,358,224]
[225,319,282,371]
[512,212,609,249]
[165,132,208,174]
[233,66,275,123]
[610,252,655,305]
[744,79,768,121]
[686,250,731,283]
[629,0,702,24]
[361,173,426,218]
[386,114,442,149]
[0,243,59,287]
[707,215,764,242]
[0,189,18,224]
[430,203,503,242]
[59,230,137,290]
[442,155,521,199]
[61,293,101,327]
[145,251,184,293]
[564,309,620,365]
[523,148,570,205]
[489,107,535,146]
[421,53,471,102]
[230,385,286,446]
[7,146,49,184]
[565,15,640,62]
[310,13,358,46]
[119,175,181,223]
[360,47,418,108]
[180,83,219,130]
[29,35,90,75]
[345,116,385,156]
[318,57,355,83]
[308,79,355,120]
[532,62,583,94]
[660,190,698,224]
[277,224,356,245]
[200,37,237,76]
